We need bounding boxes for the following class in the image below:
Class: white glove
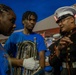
[23,57,39,70]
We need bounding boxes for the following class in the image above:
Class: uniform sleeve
[49,40,61,66]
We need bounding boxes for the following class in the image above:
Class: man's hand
[23,57,39,70]
[58,36,73,50]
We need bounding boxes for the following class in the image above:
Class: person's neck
[23,29,32,35]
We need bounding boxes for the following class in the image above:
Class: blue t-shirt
[4,32,47,75]
[0,44,11,75]
[4,32,47,57]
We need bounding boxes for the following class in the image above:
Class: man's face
[23,15,36,31]
[57,16,74,33]
[0,10,16,36]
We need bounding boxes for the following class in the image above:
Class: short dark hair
[0,4,13,13]
[22,11,38,22]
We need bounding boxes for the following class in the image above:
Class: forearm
[39,51,45,68]
[9,57,23,67]
[9,57,39,70]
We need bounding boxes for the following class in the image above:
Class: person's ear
[70,17,74,23]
